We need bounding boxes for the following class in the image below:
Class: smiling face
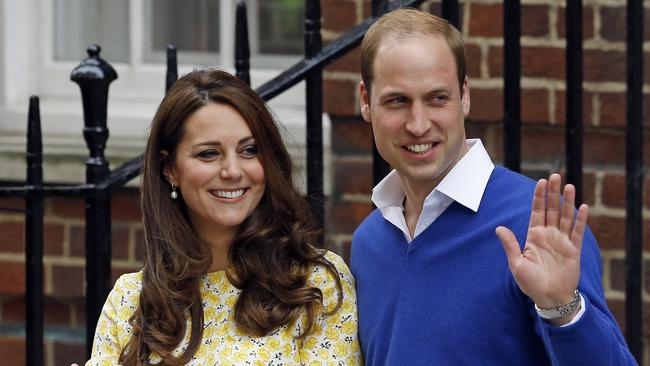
[360,34,470,196]
[165,102,266,241]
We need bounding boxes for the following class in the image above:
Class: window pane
[151,0,220,53]
[258,0,304,55]
[54,0,130,62]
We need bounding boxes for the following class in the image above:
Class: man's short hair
[360,8,466,96]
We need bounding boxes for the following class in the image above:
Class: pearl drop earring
[170,183,178,199]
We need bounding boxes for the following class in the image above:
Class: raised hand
[495,173,588,323]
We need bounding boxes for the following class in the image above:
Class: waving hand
[495,173,588,325]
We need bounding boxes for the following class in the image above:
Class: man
[351,8,635,365]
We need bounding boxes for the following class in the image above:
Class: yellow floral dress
[86,251,362,365]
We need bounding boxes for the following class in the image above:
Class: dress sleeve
[297,251,363,365]
[85,272,141,366]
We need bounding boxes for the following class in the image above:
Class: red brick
[522,5,549,37]
[75,302,86,326]
[600,92,627,127]
[322,0,358,33]
[645,178,650,210]
[582,171,596,206]
[341,239,352,264]
[112,225,130,260]
[557,5,595,40]
[333,157,372,197]
[1,297,23,322]
[0,198,25,211]
[111,189,142,222]
[605,299,625,332]
[361,0,371,19]
[584,50,625,83]
[610,257,625,291]
[554,90,593,126]
[599,6,625,42]
[522,46,565,79]
[331,116,373,154]
[69,225,84,258]
[330,201,373,234]
[44,223,64,256]
[0,336,25,365]
[468,4,502,38]
[602,173,625,208]
[50,265,84,299]
[326,46,361,74]
[134,228,145,261]
[591,216,626,250]
[0,262,25,295]
[324,79,358,116]
[465,43,482,79]
[53,341,86,366]
[49,197,84,218]
[468,88,503,122]
[0,222,23,253]
[487,46,503,78]
[521,89,549,124]
[71,224,131,260]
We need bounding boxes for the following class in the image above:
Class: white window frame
[0,0,328,192]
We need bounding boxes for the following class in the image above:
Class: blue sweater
[351,167,635,365]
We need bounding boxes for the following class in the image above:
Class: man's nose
[405,103,431,136]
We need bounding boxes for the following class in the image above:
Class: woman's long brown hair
[119,69,342,365]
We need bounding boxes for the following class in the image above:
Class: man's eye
[387,96,408,105]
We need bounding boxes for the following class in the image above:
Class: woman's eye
[241,144,258,156]
[197,150,220,159]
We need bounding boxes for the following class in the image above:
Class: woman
[85,69,361,365]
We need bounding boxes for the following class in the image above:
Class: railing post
[235,0,251,86]
[371,0,392,186]
[565,0,583,204]
[305,0,324,228]
[25,96,44,366]
[70,44,118,358]
[166,44,178,93]
[503,0,521,172]
[625,0,643,362]
[441,0,460,29]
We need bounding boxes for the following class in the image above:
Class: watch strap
[534,290,581,320]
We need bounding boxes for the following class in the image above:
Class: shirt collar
[371,139,494,212]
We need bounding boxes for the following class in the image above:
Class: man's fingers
[529,179,547,228]
[559,183,576,235]
[546,173,562,228]
[496,226,523,270]
[571,203,589,251]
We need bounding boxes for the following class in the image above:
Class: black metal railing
[0,0,644,364]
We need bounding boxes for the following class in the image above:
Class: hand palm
[496,174,588,308]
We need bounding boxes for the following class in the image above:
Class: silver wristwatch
[534,290,581,320]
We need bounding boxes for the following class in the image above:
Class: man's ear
[461,77,470,117]
[160,150,176,185]
[359,81,371,123]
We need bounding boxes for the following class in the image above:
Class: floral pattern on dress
[86,251,362,366]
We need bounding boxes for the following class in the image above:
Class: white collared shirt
[370,138,585,326]
[371,139,494,243]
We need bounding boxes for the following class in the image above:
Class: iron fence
[0,0,644,364]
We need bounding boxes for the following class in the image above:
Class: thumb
[496,226,523,269]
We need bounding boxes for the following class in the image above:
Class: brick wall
[0,191,144,365]
[323,0,650,361]
[0,0,648,364]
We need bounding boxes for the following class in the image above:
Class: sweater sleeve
[534,228,637,365]
[85,272,141,366]
[297,251,363,365]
